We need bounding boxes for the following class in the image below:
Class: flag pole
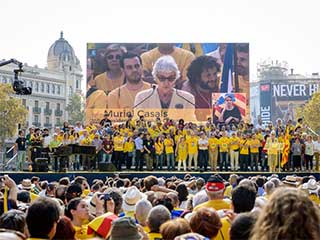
[233,43,239,92]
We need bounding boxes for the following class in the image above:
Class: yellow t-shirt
[219,137,229,152]
[148,128,159,139]
[73,224,95,239]
[57,134,64,143]
[90,70,125,94]
[155,142,164,155]
[141,46,195,81]
[256,133,264,141]
[164,138,174,154]
[265,138,279,155]
[249,139,260,153]
[229,136,240,150]
[113,136,124,151]
[86,90,108,122]
[215,217,230,240]
[124,141,134,153]
[224,185,233,198]
[148,232,163,240]
[310,194,320,206]
[240,139,250,155]
[107,82,151,109]
[208,137,219,152]
[80,137,92,145]
[177,143,188,161]
[186,136,198,154]
[174,134,183,145]
[193,199,231,211]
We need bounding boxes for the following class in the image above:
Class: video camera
[13,68,32,95]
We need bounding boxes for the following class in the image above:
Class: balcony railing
[32,122,41,127]
[44,109,52,115]
[32,107,41,114]
[55,109,63,116]
[44,123,52,128]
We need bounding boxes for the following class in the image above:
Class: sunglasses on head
[106,54,121,60]
[157,75,176,82]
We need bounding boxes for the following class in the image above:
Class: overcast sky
[1,0,319,90]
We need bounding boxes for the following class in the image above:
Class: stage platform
[2,171,320,184]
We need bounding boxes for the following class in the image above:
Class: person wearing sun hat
[306,179,320,205]
[18,179,38,202]
[193,174,231,211]
[122,186,147,217]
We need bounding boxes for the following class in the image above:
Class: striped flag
[220,43,234,93]
[213,93,246,120]
[281,127,290,167]
[87,212,118,238]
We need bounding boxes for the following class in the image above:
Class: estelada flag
[87,212,118,238]
[281,126,290,167]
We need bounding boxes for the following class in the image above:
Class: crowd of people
[14,114,320,173]
[0,172,320,239]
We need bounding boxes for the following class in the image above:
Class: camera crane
[0,58,32,95]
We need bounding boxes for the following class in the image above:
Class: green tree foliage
[0,84,27,149]
[66,93,85,125]
[297,92,320,133]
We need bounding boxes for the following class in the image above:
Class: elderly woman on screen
[134,56,195,121]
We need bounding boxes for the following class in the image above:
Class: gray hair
[264,181,275,195]
[152,55,180,80]
[134,199,152,225]
[147,205,171,233]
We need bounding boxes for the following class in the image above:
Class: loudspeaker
[98,162,117,172]
[34,158,48,172]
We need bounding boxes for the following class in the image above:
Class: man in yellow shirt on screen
[107,52,151,110]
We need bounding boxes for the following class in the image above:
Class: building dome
[47,31,79,71]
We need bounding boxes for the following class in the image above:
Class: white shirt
[198,138,209,150]
[313,140,320,152]
[305,141,315,156]
[43,135,52,148]
[134,86,196,121]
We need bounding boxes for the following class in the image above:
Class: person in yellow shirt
[86,88,108,124]
[124,137,135,170]
[148,124,160,140]
[57,130,64,143]
[147,205,171,240]
[175,136,188,171]
[264,131,280,172]
[140,43,195,88]
[88,44,126,94]
[208,132,219,171]
[64,198,93,240]
[217,184,257,240]
[107,52,151,110]
[229,132,240,171]
[239,134,250,171]
[218,131,230,171]
[154,136,164,170]
[113,132,124,171]
[80,130,92,146]
[164,134,175,170]
[186,131,199,171]
[193,174,231,211]
[249,133,261,171]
